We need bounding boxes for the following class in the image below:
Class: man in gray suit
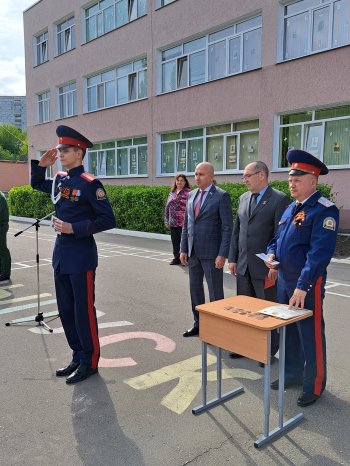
[228,161,290,360]
[180,162,233,337]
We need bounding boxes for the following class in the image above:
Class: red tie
[194,190,204,219]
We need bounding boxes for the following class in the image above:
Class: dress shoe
[229,352,244,359]
[66,365,98,385]
[259,356,276,367]
[169,259,181,265]
[270,377,303,390]
[183,327,199,337]
[297,392,319,407]
[56,361,80,377]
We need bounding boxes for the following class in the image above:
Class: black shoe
[0,275,10,285]
[169,259,181,265]
[229,352,244,359]
[66,365,98,385]
[183,327,199,337]
[259,356,276,367]
[271,377,303,390]
[297,392,319,407]
[56,361,80,377]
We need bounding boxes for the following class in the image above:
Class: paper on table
[258,305,312,320]
[256,253,280,265]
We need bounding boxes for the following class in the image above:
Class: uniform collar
[66,165,85,177]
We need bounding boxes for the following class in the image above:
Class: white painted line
[325,291,350,298]
[0,298,56,315]
[0,293,52,308]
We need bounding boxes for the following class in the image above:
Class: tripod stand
[5,211,59,332]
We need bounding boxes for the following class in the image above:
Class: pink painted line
[99,331,176,368]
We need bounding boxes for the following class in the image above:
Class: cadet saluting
[31,125,116,384]
[266,149,339,407]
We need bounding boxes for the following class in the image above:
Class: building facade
[24,0,350,227]
[0,96,27,130]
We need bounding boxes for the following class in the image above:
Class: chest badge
[60,187,71,200]
[294,211,306,226]
[70,189,81,202]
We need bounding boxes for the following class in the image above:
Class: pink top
[165,188,191,227]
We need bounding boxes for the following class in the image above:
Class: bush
[8,181,335,232]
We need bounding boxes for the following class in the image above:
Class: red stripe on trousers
[314,276,324,396]
[87,271,99,369]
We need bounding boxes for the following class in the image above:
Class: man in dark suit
[228,161,290,361]
[180,162,233,337]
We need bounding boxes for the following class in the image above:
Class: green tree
[0,124,28,161]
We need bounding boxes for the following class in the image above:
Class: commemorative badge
[323,217,336,231]
[60,187,71,200]
[96,188,107,200]
[294,211,306,226]
[70,189,81,202]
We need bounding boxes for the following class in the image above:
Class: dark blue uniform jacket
[31,160,116,274]
[267,191,339,291]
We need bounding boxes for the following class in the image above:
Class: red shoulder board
[80,172,96,183]
[57,171,68,176]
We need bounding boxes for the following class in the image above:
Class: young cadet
[266,149,339,407]
[31,125,116,384]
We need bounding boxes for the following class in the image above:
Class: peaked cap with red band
[56,125,93,150]
[287,149,328,176]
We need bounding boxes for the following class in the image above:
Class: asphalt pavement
[0,220,349,466]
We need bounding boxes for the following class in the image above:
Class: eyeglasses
[241,171,261,180]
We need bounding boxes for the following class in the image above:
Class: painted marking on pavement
[125,354,262,414]
[0,299,56,315]
[99,332,176,367]
[0,293,52,309]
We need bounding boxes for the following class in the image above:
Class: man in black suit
[180,162,233,337]
[228,161,290,362]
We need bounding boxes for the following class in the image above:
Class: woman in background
[165,174,191,265]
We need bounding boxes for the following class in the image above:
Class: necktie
[292,201,302,216]
[194,190,204,219]
[249,193,259,216]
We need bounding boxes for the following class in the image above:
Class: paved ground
[0,220,349,466]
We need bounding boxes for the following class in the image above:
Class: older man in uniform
[31,125,116,384]
[266,149,339,406]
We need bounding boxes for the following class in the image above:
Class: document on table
[255,253,279,266]
[258,305,312,320]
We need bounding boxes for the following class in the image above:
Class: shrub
[8,181,335,232]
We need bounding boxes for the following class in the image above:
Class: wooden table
[192,295,313,448]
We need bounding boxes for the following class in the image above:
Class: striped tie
[194,190,204,219]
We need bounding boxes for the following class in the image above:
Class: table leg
[192,343,244,415]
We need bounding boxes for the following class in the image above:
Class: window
[158,0,177,6]
[35,31,48,65]
[37,91,50,123]
[282,0,350,60]
[56,17,75,55]
[86,58,147,111]
[160,16,262,93]
[86,137,148,177]
[58,82,77,118]
[278,105,350,168]
[85,0,147,42]
[159,120,259,175]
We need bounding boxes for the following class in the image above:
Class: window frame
[34,30,49,66]
[275,105,350,170]
[158,120,260,176]
[86,137,148,178]
[84,0,147,43]
[85,58,147,113]
[159,15,262,94]
[279,0,350,62]
[57,82,77,119]
[36,90,51,124]
[55,16,75,56]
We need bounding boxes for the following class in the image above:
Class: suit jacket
[228,186,290,279]
[180,185,233,259]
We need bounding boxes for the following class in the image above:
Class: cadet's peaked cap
[56,125,93,150]
[287,149,328,176]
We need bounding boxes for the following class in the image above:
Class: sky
[0,0,36,96]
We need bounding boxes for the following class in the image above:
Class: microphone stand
[5,211,59,333]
